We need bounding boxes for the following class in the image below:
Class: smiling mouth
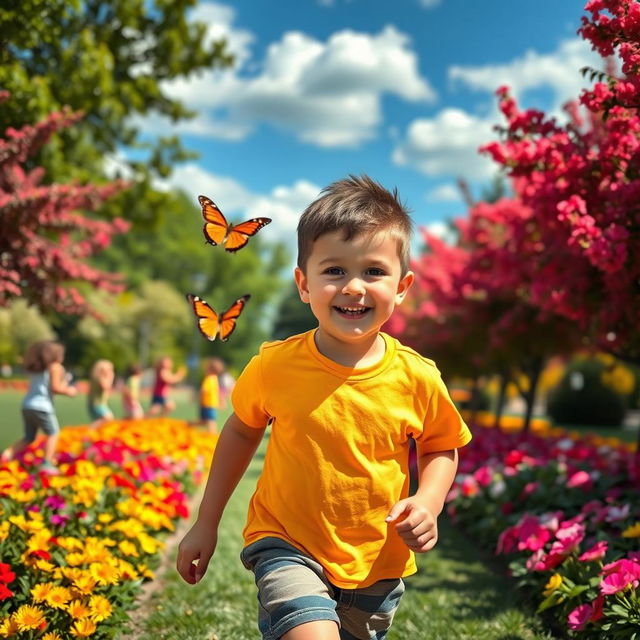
[334,305,371,316]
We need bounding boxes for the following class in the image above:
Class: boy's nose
[341,278,366,295]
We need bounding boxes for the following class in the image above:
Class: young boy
[198,357,225,434]
[177,175,472,640]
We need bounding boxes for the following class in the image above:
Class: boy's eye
[323,267,344,275]
[366,268,386,276]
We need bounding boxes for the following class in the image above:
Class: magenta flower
[44,495,66,510]
[566,470,592,489]
[600,558,640,595]
[579,540,608,562]
[50,513,70,527]
[516,515,551,552]
[568,603,592,631]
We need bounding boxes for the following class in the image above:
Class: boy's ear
[294,267,310,304]
[395,270,414,305]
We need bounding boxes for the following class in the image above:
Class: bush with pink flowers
[447,424,640,638]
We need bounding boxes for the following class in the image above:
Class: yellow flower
[89,562,120,586]
[98,513,113,523]
[66,552,87,566]
[67,600,92,619]
[0,615,19,637]
[118,540,139,557]
[543,573,563,597]
[45,586,73,609]
[89,595,112,622]
[0,521,9,542]
[42,632,63,640]
[12,604,46,631]
[57,536,84,551]
[30,582,55,602]
[71,573,98,595]
[70,618,97,637]
[622,522,640,538]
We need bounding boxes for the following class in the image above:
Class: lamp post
[188,273,207,384]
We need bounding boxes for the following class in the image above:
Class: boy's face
[294,229,413,348]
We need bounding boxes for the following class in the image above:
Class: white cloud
[144,19,435,148]
[449,38,601,113]
[393,108,496,179]
[426,183,461,203]
[394,38,602,180]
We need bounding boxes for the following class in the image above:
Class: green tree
[0,0,233,222]
[272,282,317,341]
[0,301,55,367]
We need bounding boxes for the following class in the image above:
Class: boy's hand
[386,497,438,553]
[176,522,218,584]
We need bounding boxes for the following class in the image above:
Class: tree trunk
[522,356,544,433]
[493,374,509,430]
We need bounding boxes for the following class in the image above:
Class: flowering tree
[481,0,640,366]
[0,93,128,315]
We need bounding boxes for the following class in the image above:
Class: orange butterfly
[186,293,251,342]
[199,195,271,252]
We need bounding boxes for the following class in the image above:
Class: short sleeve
[414,367,472,452]
[231,353,270,428]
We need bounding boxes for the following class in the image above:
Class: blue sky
[132,0,601,258]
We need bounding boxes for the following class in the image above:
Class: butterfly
[186,293,251,342]
[199,195,271,252]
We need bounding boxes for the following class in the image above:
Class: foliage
[480,0,640,364]
[0,0,233,192]
[448,423,640,638]
[0,418,215,639]
[547,356,630,427]
[271,282,317,341]
[0,301,55,367]
[0,96,129,315]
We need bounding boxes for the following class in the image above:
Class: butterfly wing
[186,293,219,341]
[224,218,272,253]
[198,195,229,246]
[218,294,251,341]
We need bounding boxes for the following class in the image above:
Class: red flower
[0,584,13,600]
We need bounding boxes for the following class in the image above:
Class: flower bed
[448,420,640,638]
[0,418,215,639]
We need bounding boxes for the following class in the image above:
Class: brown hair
[297,175,413,274]
[23,340,64,373]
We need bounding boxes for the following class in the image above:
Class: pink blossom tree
[0,93,129,315]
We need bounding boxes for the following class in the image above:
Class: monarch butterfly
[186,293,251,342]
[199,195,271,252]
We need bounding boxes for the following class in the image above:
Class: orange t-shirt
[231,330,472,588]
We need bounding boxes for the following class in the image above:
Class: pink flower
[473,465,493,487]
[566,470,592,489]
[568,603,592,631]
[600,559,640,595]
[579,540,608,562]
[517,515,551,552]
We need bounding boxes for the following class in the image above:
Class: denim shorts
[240,537,405,640]
[199,406,217,420]
[22,408,60,441]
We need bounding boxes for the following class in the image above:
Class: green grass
[0,388,200,450]
[124,434,554,640]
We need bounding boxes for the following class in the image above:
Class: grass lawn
[124,430,554,640]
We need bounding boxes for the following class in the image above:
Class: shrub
[547,359,627,427]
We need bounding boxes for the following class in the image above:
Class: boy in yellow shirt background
[198,357,225,435]
[177,175,472,640]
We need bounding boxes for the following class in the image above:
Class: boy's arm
[176,412,266,584]
[49,362,77,397]
[385,446,458,553]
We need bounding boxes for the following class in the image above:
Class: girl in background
[148,356,186,417]
[122,363,144,419]
[88,359,115,428]
[2,340,77,473]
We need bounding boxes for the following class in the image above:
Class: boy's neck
[313,329,386,368]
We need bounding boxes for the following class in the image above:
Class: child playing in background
[148,356,186,417]
[2,340,77,473]
[177,175,472,640]
[122,363,144,419]
[88,359,115,428]
[198,357,225,434]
